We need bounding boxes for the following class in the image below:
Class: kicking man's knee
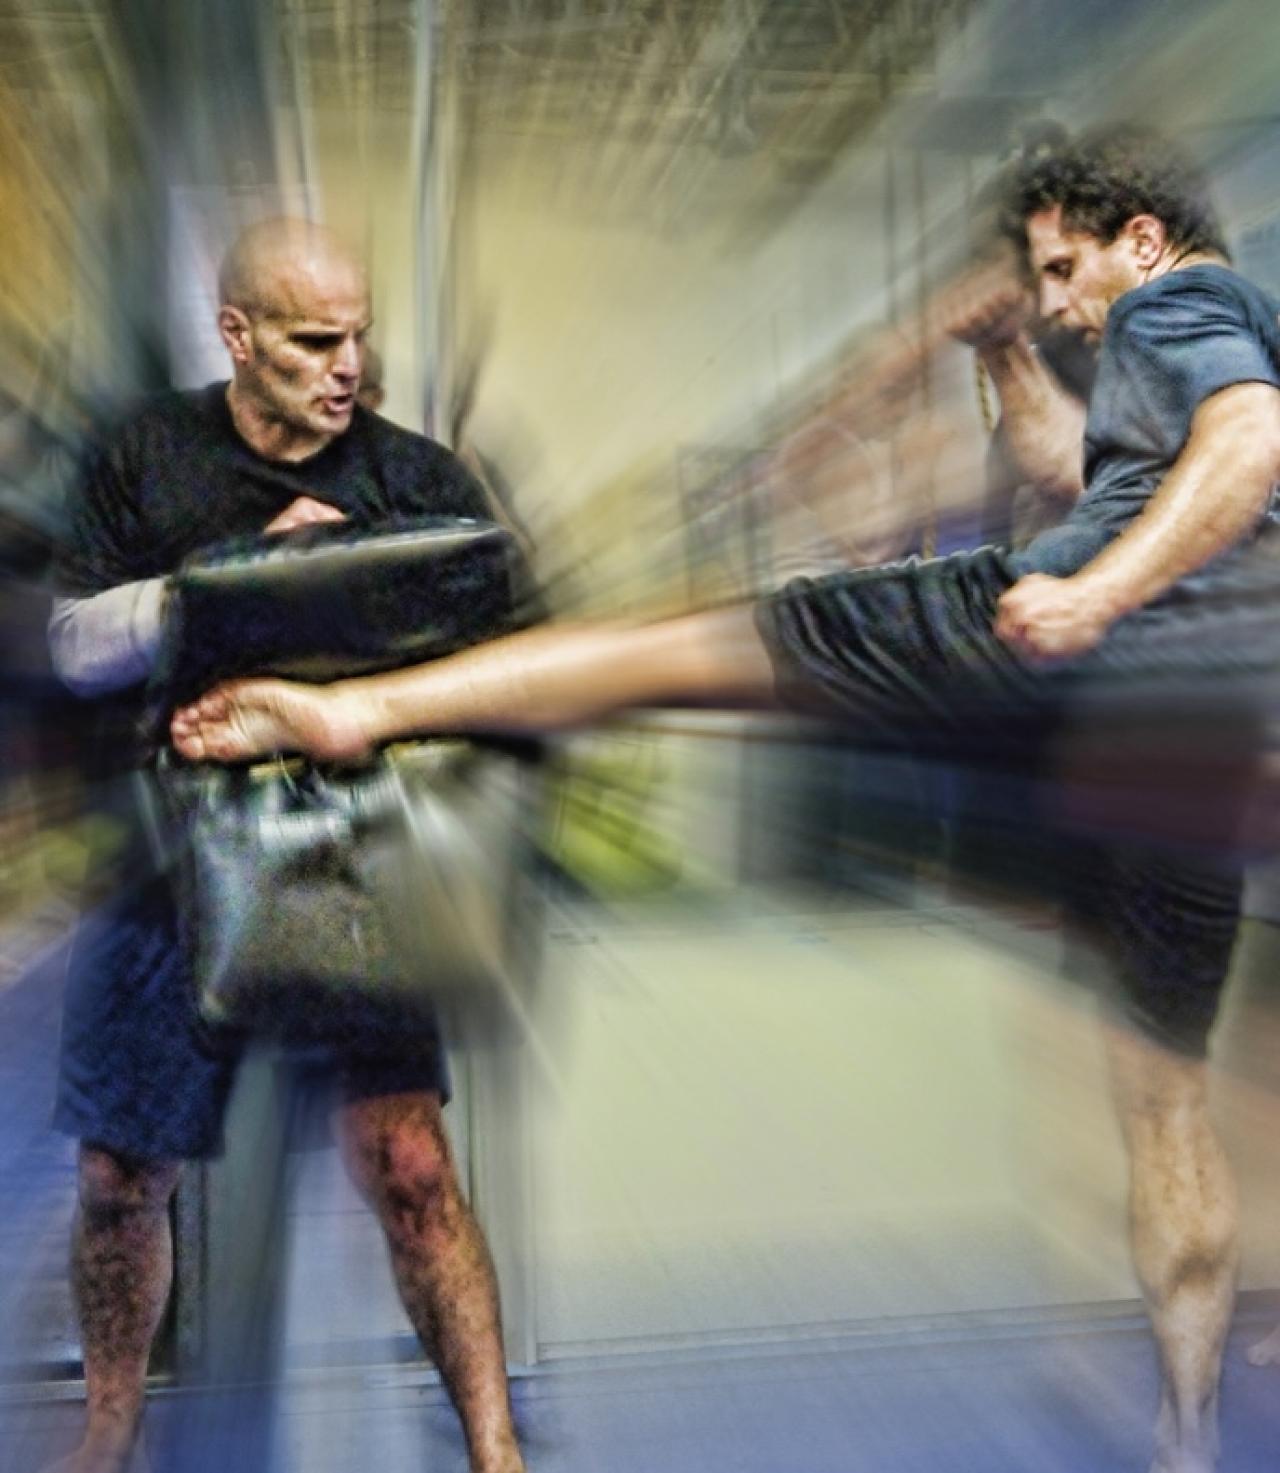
[1107,1026,1209,1132]
[1109,1038,1239,1292]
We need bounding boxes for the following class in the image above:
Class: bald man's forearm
[48,579,168,695]
[342,606,780,745]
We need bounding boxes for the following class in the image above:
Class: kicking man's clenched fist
[995,572,1119,661]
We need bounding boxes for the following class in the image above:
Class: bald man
[46,220,526,1473]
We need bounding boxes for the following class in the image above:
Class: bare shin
[1106,1028,1238,1473]
[339,1092,523,1473]
[55,1146,181,1472]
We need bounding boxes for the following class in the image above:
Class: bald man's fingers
[264,496,348,534]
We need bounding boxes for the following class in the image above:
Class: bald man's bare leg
[170,607,779,761]
[339,1092,523,1473]
[39,1150,179,1473]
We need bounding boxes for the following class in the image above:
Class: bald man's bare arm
[49,579,167,696]
[47,496,346,696]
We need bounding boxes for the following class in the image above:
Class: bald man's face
[221,247,371,448]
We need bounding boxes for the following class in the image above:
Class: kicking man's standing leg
[1105,1026,1238,1473]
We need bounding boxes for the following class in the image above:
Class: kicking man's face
[1026,205,1151,343]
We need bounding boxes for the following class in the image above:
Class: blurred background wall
[5,0,1280,1386]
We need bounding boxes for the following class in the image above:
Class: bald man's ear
[218,304,253,364]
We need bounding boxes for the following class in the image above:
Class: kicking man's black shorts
[754,545,1272,1058]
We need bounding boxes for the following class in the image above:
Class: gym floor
[3,883,1280,1471]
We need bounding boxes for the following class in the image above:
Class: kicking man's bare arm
[978,334,1086,501]
[939,261,1086,501]
[996,381,1280,659]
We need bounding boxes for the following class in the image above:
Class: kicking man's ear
[1125,214,1167,269]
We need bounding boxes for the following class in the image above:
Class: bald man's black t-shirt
[57,382,489,595]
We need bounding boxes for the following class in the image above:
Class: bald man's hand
[264,495,347,534]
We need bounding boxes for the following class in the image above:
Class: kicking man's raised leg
[170,607,779,762]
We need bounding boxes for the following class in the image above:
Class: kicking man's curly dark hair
[1001,123,1228,262]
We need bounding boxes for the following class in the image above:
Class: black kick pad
[152,515,523,710]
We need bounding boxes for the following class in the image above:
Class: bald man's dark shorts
[754,545,1275,1058]
[55,873,449,1161]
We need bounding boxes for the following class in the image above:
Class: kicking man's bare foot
[1246,1321,1280,1367]
[1149,1454,1215,1473]
[1149,1393,1218,1473]
[169,679,370,764]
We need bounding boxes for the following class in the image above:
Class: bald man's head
[218,218,366,317]
[217,218,372,460]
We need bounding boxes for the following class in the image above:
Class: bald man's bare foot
[39,1421,144,1473]
[474,1452,525,1473]
[1247,1321,1280,1367]
[169,679,370,764]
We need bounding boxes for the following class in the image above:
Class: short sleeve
[1106,277,1280,427]
[54,430,149,595]
[433,450,492,521]
[381,430,492,523]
